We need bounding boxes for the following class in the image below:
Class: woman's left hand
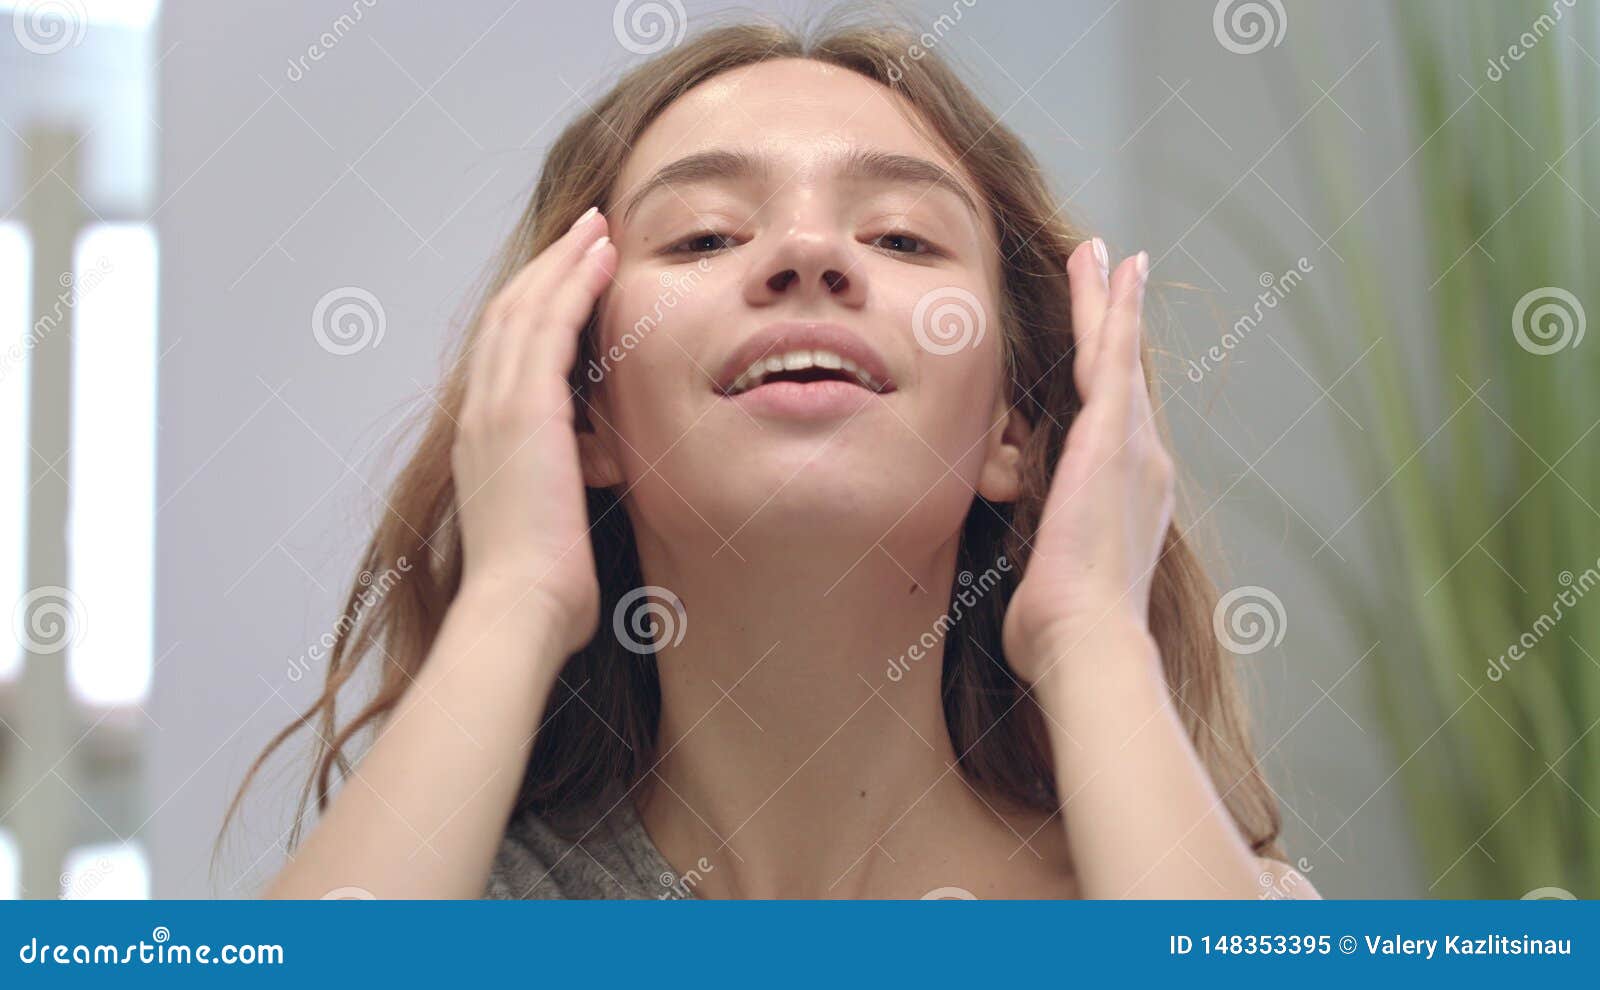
[1002,239,1175,683]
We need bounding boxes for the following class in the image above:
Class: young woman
[227,18,1320,900]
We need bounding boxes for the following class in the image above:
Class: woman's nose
[743,226,867,309]
[764,266,848,294]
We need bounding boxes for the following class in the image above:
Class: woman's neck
[627,523,1046,898]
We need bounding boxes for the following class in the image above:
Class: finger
[522,233,617,386]
[465,208,602,414]
[1068,237,1110,397]
[1122,252,1162,429]
[1074,251,1147,443]
[498,206,606,319]
[488,209,609,403]
[1096,250,1148,387]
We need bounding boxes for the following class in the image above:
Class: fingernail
[1135,250,1149,282]
[570,206,598,231]
[1091,237,1109,280]
[584,234,610,257]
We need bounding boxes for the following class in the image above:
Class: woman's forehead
[617,58,971,193]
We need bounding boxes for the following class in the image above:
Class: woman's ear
[576,390,624,488]
[578,428,623,488]
[976,394,1032,503]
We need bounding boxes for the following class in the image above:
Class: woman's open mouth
[713,322,896,420]
[721,348,890,396]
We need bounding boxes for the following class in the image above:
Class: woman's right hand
[451,207,617,655]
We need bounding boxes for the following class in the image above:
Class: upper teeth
[727,349,886,395]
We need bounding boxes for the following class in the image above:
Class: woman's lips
[723,377,883,420]
[713,322,895,395]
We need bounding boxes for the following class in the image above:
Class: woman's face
[584,58,1026,559]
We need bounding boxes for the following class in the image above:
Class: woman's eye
[873,231,929,255]
[672,232,736,254]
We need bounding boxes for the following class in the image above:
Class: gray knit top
[483,790,690,900]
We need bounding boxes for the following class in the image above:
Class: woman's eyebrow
[838,148,980,222]
[618,147,980,223]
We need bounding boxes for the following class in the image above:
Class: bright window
[68,225,157,708]
[0,223,27,684]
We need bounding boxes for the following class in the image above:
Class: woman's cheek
[591,268,708,442]
[594,269,677,373]
[919,333,1007,454]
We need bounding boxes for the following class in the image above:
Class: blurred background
[0,0,1596,899]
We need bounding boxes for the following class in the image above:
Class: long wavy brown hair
[222,14,1283,870]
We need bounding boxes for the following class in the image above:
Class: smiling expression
[582,57,1026,557]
